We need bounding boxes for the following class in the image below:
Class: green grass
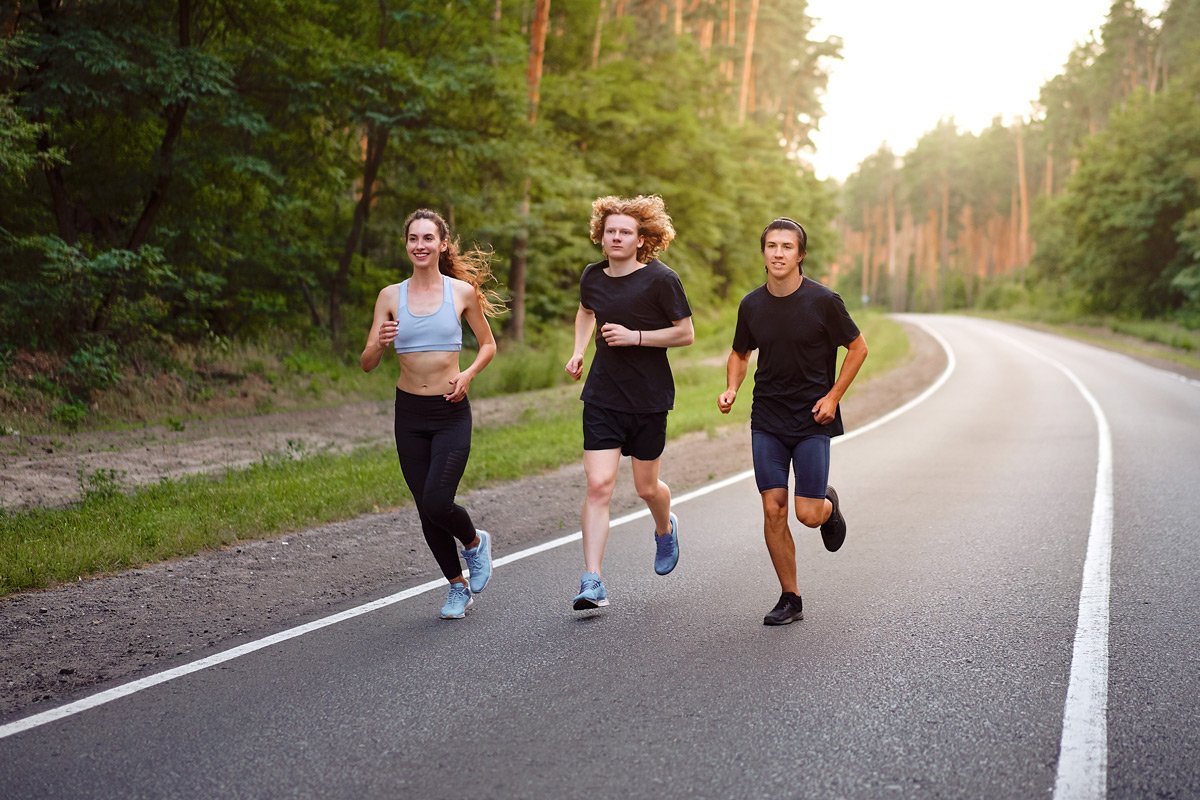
[969,309,1200,372]
[0,309,906,596]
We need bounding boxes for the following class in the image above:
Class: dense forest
[836,0,1200,323]
[3,1,1198,427]
[0,0,839,397]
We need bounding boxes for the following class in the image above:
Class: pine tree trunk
[938,179,949,311]
[509,0,552,342]
[591,0,607,68]
[737,0,760,124]
[1008,186,1019,276]
[1015,118,1030,270]
[331,123,388,342]
[1044,142,1054,196]
[723,0,736,81]
[862,206,873,303]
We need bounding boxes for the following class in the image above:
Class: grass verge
[0,311,902,596]
[969,310,1200,372]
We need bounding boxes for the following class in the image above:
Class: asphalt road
[2,315,1197,800]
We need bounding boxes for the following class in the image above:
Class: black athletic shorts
[582,403,668,460]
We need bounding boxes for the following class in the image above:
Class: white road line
[991,329,1114,800]
[0,315,957,741]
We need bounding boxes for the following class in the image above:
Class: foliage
[1,0,843,428]
[838,0,1200,322]
[1036,79,1200,316]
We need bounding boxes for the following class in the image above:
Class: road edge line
[0,315,957,741]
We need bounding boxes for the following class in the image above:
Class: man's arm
[811,333,868,425]
[565,303,597,381]
[599,316,694,349]
[718,349,752,414]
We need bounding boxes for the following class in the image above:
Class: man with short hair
[718,217,868,626]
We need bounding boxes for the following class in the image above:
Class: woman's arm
[444,284,498,402]
[361,286,399,372]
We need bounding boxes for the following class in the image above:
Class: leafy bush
[49,400,89,429]
[58,340,123,399]
[978,281,1031,311]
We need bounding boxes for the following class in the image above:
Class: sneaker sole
[763,610,804,626]
[572,596,610,610]
[440,596,475,619]
[468,530,492,593]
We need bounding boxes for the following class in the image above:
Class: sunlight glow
[806,0,1167,182]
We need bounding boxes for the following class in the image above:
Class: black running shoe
[820,485,846,552]
[763,592,804,626]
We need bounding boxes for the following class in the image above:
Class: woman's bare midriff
[396,351,460,396]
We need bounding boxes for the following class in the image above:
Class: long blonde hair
[589,194,676,263]
[403,209,505,318]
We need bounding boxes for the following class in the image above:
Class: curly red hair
[589,195,676,263]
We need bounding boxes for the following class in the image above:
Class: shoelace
[581,578,602,593]
[655,531,674,555]
[463,548,481,571]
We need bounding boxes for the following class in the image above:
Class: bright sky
[805,0,1166,182]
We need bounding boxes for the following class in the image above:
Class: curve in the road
[990,329,1113,800]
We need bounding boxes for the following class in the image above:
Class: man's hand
[599,322,637,347]
[718,389,737,414]
[565,354,584,381]
[812,394,838,425]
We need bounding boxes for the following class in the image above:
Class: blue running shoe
[462,529,493,593]
[572,572,609,610]
[654,512,679,575]
[439,582,473,619]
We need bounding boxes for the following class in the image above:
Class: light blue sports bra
[393,275,463,354]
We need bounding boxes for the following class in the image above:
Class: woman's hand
[378,320,399,350]
[444,371,473,402]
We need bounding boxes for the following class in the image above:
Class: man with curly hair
[564,195,695,610]
[718,218,868,626]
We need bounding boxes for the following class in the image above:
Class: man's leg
[793,496,832,529]
[762,488,799,595]
[791,435,833,528]
[581,448,621,574]
[790,435,845,551]
[630,456,672,535]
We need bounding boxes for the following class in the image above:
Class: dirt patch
[0,384,581,509]
[0,322,950,722]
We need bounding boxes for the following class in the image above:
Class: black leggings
[394,389,477,581]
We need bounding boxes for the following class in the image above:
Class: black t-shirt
[579,259,692,413]
[731,276,860,437]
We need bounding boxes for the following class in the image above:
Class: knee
[585,477,616,504]
[794,501,825,529]
[762,498,788,524]
[419,493,459,527]
[635,479,663,504]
